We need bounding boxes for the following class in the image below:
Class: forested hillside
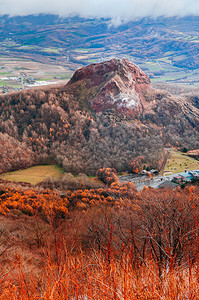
[0,59,199,175]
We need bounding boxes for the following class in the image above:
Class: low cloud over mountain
[1,0,199,24]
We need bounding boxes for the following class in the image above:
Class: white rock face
[113,92,141,109]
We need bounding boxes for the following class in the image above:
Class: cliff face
[67,58,154,115]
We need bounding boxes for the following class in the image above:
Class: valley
[1,149,199,191]
[0,13,199,298]
[0,15,199,94]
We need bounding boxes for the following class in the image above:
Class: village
[0,56,72,94]
[0,73,59,94]
[119,169,199,190]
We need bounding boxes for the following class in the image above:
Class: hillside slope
[0,58,199,174]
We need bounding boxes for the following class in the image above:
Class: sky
[0,0,199,24]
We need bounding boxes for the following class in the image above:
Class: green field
[73,48,90,52]
[41,48,60,54]
[0,165,64,185]
[163,150,199,175]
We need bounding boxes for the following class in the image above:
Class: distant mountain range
[0,14,199,85]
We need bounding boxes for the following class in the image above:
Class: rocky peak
[69,58,150,85]
[67,58,155,114]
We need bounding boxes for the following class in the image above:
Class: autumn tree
[128,156,145,174]
[96,168,118,185]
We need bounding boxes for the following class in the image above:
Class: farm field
[0,15,199,91]
[0,165,64,185]
[0,57,74,93]
[163,150,199,175]
[1,44,199,94]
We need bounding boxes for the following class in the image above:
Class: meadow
[163,150,199,174]
[0,165,64,185]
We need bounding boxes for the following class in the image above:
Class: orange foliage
[0,182,137,221]
[96,167,118,185]
[128,156,145,174]
[0,184,199,297]
[0,188,69,221]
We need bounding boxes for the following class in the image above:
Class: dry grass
[0,165,64,185]
[163,150,199,174]
[1,244,199,300]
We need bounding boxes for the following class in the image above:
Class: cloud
[0,0,199,22]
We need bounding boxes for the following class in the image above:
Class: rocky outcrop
[67,58,155,115]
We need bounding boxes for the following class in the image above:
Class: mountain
[67,58,153,114]
[0,58,199,175]
[66,58,199,124]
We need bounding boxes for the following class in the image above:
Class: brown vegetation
[0,86,165,175]
[37,172,102,191]
[0,182,199,298]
